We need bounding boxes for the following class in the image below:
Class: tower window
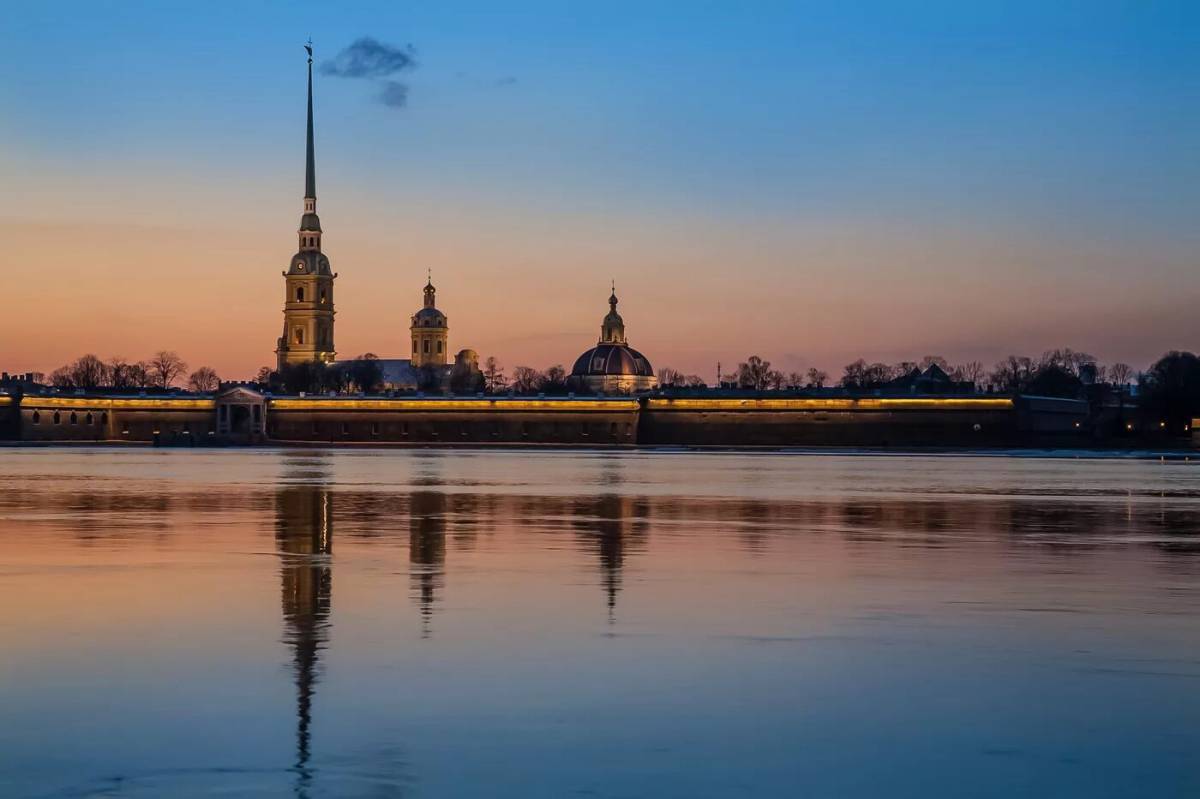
[412,340,417,354]
[423,339,430,354]
[295,328,305,345]
[320,290,327,304]
[437,341,443,354]
[296,287,305,302]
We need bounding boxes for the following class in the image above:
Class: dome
[572,344,654,378]
[412,306,446,326]
[287,250,331,275]
[300,212,322,232]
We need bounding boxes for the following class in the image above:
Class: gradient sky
[1,1,1197,381]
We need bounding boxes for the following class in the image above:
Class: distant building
[276,46,336,371]
[336,279,479,393]
[570,288,657,395]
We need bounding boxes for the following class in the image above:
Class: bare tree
[958,360,985,387]
[737,356,774,390]
[766,369,786,390]
[129,361,153,388]
[255,366,273,385]
[543,364,569,394]
[657,367,684,387]
[806,367,828,388]
[149,351,188,388]
[511,365,543,394]
[786,371,805,389]
[990,355,1035,392]
[683,374,706,387]
[49,366,75,389]
[483,357,508,393]
[1108,362,1133,386]
[68,354,109,388]
[187,367,220,392]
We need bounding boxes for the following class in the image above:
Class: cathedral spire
[304,40,316,202]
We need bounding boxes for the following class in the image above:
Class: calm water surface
[1,448,1199,797]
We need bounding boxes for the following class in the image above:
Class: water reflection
[408,491,446,637]
[4,451,1200,798]
[275,477,333,795]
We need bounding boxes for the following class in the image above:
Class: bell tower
[410,275,449,368]
[276,42,336,372]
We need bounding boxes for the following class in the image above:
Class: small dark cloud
[321,37,417,110]
[321,37,416,79]
[377,80,409,108]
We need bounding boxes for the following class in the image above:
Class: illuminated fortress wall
[266,398,640,445]
[16,396,217,444]
[0,394,1090,447]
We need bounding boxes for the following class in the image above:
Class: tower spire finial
[304,41,316,201]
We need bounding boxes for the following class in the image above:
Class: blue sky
[1,1,1198,377]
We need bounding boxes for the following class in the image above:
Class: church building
[570,287,658,394]
[277,44,336,372]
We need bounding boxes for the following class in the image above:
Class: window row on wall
[30,410,108,426]
[292,420,635,439]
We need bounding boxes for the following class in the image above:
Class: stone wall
[266,397,640,445]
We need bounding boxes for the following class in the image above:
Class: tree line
[48,352,219,392]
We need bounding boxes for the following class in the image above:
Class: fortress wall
[0,396,17,440]
[637,397,1025,447]
[266,398,641,445]
[17,397,216,443]
[5,393,1093,447]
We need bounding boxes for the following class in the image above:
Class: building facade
[411,279,449,368]
[570,288,658,394]
[277,44,336,371]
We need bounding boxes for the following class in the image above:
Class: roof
[571,344,654,377]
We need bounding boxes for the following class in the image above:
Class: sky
[1,1,1197,382]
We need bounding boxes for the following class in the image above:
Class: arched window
[423,339,430,354]
[100,412,107,427]
[85,412,93,425]
[320,290,327,304]
[31,411,40,424]
[296,287,305,302]
[69,412,77,425]
[412,340,418,354]
[53,411,61,425]
[295,328,304,345]
[437,340,443,354]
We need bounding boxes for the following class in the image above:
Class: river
[1,448,1198,797]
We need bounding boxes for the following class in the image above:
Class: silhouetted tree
[1141,351,1200,430]
[1108,362,1133,387]
[149,350,188,388]
[187,367,220,392]
[1024,365,1084,399]
[483,357,507,393]
[344,353,383,393]
[542,364,569,395]
[806,367,828,388]
[737,356,775,390]
[511,366,543,394]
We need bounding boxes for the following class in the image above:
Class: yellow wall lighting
[0,396,12,407]
[20,397,216,411]
[645,397,1014,412]
[269,398,640,412]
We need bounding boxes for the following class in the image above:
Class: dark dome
[572,344,654,377]
[412,307,446,326]
[287,250,331,275]
[300,213,322,232]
